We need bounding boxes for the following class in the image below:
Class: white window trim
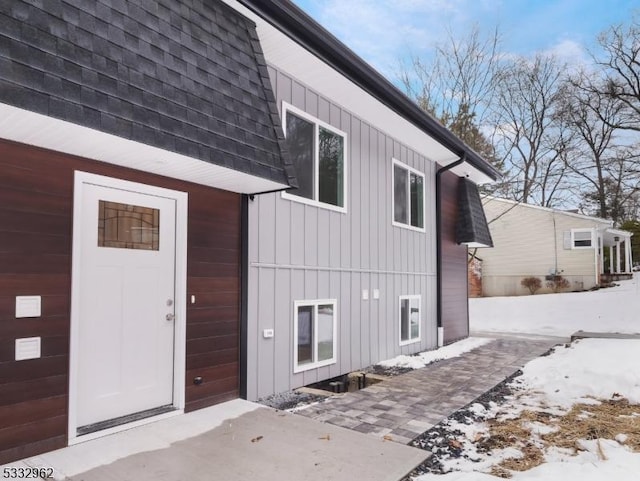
[399,294,421,346]
[391,158,426,233]
[293,298,338,373]
[571,228,595,249]
[281,102,348,214]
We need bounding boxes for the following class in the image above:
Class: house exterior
[0,0,497,464]
[0,0,298,464]
[236,1,496,400]
[480,197,633,297]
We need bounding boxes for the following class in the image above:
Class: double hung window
[282,104,347,211]
[399,295,421,345]
[393,159,425,231]
[294,299,337,372]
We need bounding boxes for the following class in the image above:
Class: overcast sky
[292,0,639,83]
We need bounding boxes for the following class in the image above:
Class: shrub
[521,277,542,294]
[546,275,570,293]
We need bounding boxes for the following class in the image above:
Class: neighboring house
[480,198,633,297]
[0,0,497,464]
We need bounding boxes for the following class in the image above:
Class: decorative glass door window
[98,200,159,250]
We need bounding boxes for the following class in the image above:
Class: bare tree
[490,54,572,207]
[588,15,640,131]
[399,24,502,166]
[560,71,633,221]
[580,147,640,223]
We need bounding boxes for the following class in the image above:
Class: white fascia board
[221,0,471,172]
[605,228,633,238]
[0,103,288,194]
[482,196,615,224]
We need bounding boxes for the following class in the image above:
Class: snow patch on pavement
[377,337,492,370]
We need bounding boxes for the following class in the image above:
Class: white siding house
[481,198,633,297]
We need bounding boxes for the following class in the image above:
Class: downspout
[552,211,558,275]
[435,154,466,348]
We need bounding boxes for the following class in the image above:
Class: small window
[399,295,421,345]
[98,200,159,250]
[282,103,347,212]
[571,229,594,249]
[393,159,425,231]
[294,299,337,372]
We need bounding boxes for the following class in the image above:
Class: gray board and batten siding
[246,66,439,400]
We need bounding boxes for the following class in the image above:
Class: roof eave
[237,0,499,182]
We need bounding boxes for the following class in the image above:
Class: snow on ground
[517,338,640,408]
[470,273,640,337]
[377,337,492,370]
[413,338,640,481]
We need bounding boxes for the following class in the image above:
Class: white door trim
[68,171,188,444]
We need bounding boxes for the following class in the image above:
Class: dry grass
[543,397,640,452]
[478,398,640,478]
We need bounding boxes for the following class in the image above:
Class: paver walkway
[296,336,563,444]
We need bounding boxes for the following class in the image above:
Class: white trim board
[0,103,288,194]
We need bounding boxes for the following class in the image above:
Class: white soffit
[0,103,288,194]
[449,162,495,185]
[223,0,462,168]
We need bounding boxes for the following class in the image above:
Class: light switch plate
[15,337,41,361]
[373,289,380,299]
[263,329,274,339]
[362,289,369,300]
[16,296,41,318]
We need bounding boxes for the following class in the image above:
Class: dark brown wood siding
[440,171,469,344]
[0,139,240,464]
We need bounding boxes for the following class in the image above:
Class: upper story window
[392,159,425,231]
[571,228,594,249]
[282,103,347,212]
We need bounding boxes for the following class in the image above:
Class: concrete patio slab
[2,400,428,481]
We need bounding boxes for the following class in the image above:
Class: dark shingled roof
[0,0,296,189]
[456,178,494,247]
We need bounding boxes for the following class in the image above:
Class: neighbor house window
[293,299,337,372]
[393,159,425,231]
[571,229,594,249]
[399,295,421,345]
[282,103,347,212]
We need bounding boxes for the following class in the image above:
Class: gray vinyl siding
[246,66,438,400]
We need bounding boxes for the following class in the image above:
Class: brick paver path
[296,336,563,444]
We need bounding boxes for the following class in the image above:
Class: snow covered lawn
[470,274,640,337]
[413,338,640,480]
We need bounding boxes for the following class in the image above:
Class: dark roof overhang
[456,178,494,248]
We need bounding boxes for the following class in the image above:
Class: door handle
[166,313,175,321]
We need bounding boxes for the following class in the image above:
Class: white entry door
[74,176,178,430]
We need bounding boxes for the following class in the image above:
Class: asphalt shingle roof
[456,178,494,247]
[0,0,295,188]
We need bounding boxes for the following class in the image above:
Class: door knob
[166,313,175,321]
